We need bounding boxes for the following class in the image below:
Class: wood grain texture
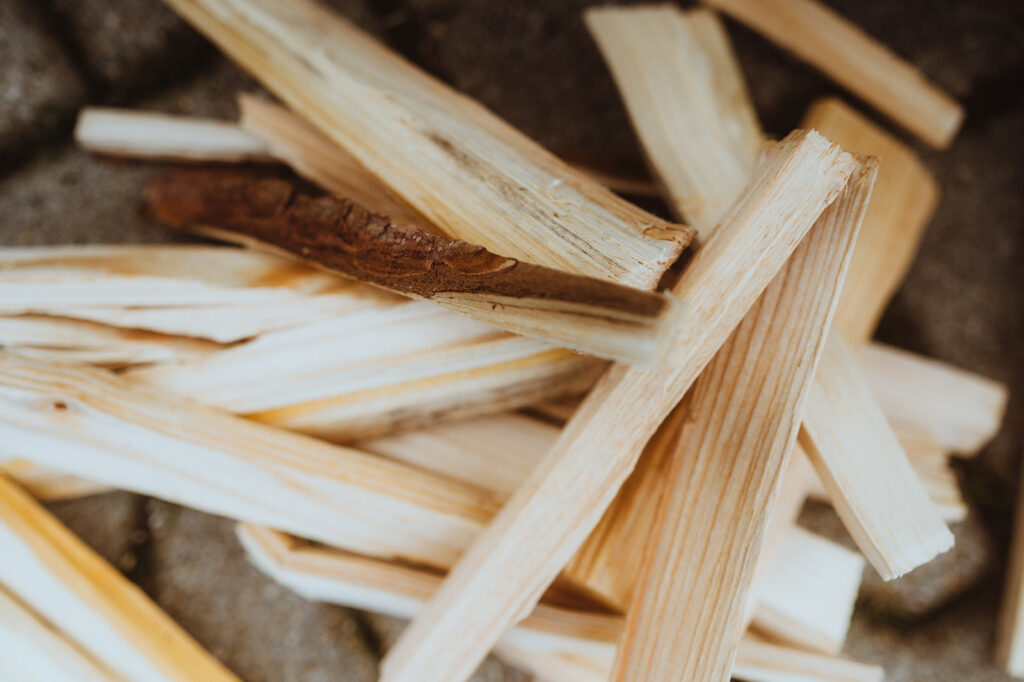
[0,475,240,682]
[145,169,686,366]
[703,0,964,148]
[75,107,273,162]
[161,0,691,289]
[0,352,499,569]
[609,159,873,682]
[802,97,940,344]
[801,333,954,579]
[378,130,856,682]
[0,460,113,502]
[998,448,1024,676]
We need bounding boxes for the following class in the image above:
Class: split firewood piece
[998,449,1024,677]
[751,527,865,655]
[609,161,872,682]
[0,352,501,569]
[0,475,241,682]
[860,341,1009,456]
[146,170,687,366]
[0,584,123,682]
[162,0,691,290]
[378,131,857,682]
[801,333,954,578]
[703,0,963,148]
[802,98,940,344]
[237,524,883,682]
[0,245,399,342]
[0,315,217,368]
[0,460,113,502]
[75,107,273,162]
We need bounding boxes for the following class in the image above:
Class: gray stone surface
[44,0,210,94]
[366,614,534,682]
[0,0,86,165]
[138,501,380,682]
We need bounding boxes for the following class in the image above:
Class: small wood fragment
[379,131,857,682]
[162,0,691,289]
[703,0,964,148]
[0,475,240,682]
[75,107,273,162]
[998,448,1024,676]
[146,170,688,366]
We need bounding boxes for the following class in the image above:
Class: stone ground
[1,0,1022,679]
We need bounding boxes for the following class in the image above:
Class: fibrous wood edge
[75,107,273,162]
[609,157,872,682]
[145,169,687,366]
[161,0,692,289]
[0,475,240,682]
[585,1,947,594]
[0,352,500,570]
[802,97,940,345]
[378,130,857,682]
[997,448,1024,676]
[703,0,963,148]
[860,341,1009,456]
[0,583,123,682]
[236,524,882,682]
[801,333,954,579]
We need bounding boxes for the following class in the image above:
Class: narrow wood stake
[0,352,500,570]
[75,107,273,162]
[0,460,113,502]
[610,159,873,682]
[0,584,122,682]
[236,524,883,682]
[379,131,857,682]
[860,341,1009,455]
[802,97,940,345]
[998,448,1024,676]
[146,169,688,366]
[161,0,691,290]
[0,475,240,682]
[703,0,964,148]
[801,333,953,579]
[587,4,950,585]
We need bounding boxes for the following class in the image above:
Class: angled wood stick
[0,460,113,502]
[145,170,687,366]
[236,524,883,682]
[861,341,1009,455]
[379,131,857,682]
[162,0,691,290]
[587,5,949,584]
[801,332,953,578]
[703,0,964,148]
[802,97,939,345]
[998,448,1024,676]
[732,634,884,682]
[0,475,240,682]
[0,352,500,569]
[610,158,872,682]
[75,107,273,162]
[0,584,122,682]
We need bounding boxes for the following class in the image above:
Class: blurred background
[0,0,1022,679]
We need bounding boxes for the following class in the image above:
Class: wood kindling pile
[0,0,1008,680]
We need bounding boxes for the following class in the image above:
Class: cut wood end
[879,524,955,581]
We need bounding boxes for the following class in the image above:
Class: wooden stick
[0,475,240,682]
[0,352,501,570]
[800,333,953,579]
[703,0,964,148]
[162,0,692,290]
[610,158,872,682]
[0,460,113,502]
[802,97,939,345]
[236,524,883,682]
[0,584,122,682]
[998,448,1024,676]
[75,107,273,162]
[145,169,687,366]
[378,131,857,682]
[860,341,1009,456]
